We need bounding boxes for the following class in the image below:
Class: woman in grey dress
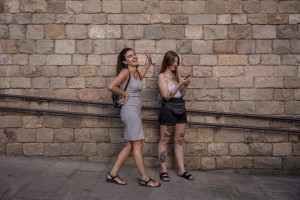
[107,48,161,187]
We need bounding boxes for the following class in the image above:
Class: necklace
[164,73,176,82]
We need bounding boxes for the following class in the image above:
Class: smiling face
[167,57,179,72]
[123,50,138,67]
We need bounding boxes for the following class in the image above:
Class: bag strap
[123,69,131,92]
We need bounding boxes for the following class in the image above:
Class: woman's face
[167,57,179,72]
[124,50,138,67]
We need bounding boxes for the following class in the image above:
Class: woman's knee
[133,140,143,150]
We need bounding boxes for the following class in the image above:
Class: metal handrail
[1,93,299,122]
[0,106,299,134]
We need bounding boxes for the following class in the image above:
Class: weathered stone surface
[23,143,43,156]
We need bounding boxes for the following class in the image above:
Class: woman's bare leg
[173,123,186,175]
[108,142,133,184]
[158,125,173,173]
[133,140,160,187]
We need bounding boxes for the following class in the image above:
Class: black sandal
[139,177,161,187]
[106,172,127,185]
[178,171,194,181]
[160,172,170,182]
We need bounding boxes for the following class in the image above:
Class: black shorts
[158,98,187,126]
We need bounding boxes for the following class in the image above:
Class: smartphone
[184,74,190,80]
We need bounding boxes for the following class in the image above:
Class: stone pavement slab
[0,155,300,200]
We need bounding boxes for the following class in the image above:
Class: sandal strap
[160,172,169,178]
[108,172,118,180]
[182,171,191,178]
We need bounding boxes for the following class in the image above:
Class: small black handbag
[163,98,186,115]
[111,71,131,108]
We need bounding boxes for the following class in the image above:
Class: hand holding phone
[184,74,190,80]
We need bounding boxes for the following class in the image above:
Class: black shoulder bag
[111,70,131,108]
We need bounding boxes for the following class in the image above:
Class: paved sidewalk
[0,155,299,200]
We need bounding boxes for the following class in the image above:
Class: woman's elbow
[107,85,113,91]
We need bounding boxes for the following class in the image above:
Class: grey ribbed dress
[120,74,144,141]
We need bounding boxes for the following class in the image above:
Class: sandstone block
[102,1,121,13]
[44,143,60,156]
[66,25,88,39]
[255,77,283,88]
[230,101,255,113]
[108,14,150,24]
[135,40,155,53]
[123,1,145,13]
[237,40,255,54]
[282,157,300,170]
[36,128,53,143]
[253,25,276,39]
[79,66,96,77]
[289,14,300,24]
[47,0,66,14]
[20,0,47,13]
[273,143,293,156]
[50,77,67,89]
[250,143,272,156]
[240,89,273,101]
[15,129,35,142]
[216,156,232,169]
[83,143,97,156]
[285,101,300,115]
[268,14,288,25]
[6,143,22,155]
[278,1,300,14]
[32,77,49,89]
[145,25,162,40]
[243,0,261,13]
[54,128,74,142]
[213,66,244,77]
[281,55,300,66]
[208,0,229,13]
[189,14,217,25]
[66,1,82,14]
[232,157,253,169]
[68,77,85,88]
[214,129,244,143]
[0,39,17,54]
[256,101,284,115]
[83,0,101,13]
[11,54,27,65]
[93,40,115,54]
[232,14,247,24]
[204,25,228,40]
[58,66,78,77]
[9,25,25,39]
[273,40,291,54]
[162,25,184,39]
[23,143,43,156]
[46,55,72,65]
[18,40,35,53]
[171,15,189,25]
[156,40,176,54]
[11,77,30,88]
[182,55,200,65]
[61,143,82,156]
[32,14,55,24]
[160,1,182,14]
[208,143,228,156]
[76,40,93,54]
[274,89,294,101]
[219,77,253,88]
[291,40,300,53]
[261,1,277,14]
[55,40,75,54]
[36,40,54,54]
[91,128,109,142]
[187,143,208,156]
[73,54,86,66]
[275,66,297,77]
[222,88,240,100]
[193,66,212,77]
[89,25,121,39]
[109,128,126,144]
[75,129,90,142]
[183,1,205,14]
[97,143,116,156]
[185,25,203,39]
[256,40,272,53]
[200,55,217,66]
[277,25,298,39]
[213,40,236,54]
[151,14,170,24]
[245,66,273,77]
[218,14,231,24]
[122,25,144,39]
[230,143,249,156]
[192,40,213,54]
[218,55,248,65]
[253,157,282,169]
[200,157,216,170]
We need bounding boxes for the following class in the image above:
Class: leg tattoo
[166,126,174,134]
[164,132,171,138]
[160,151,167,163]
[180,132,185,137]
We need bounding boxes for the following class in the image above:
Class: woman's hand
[179,77,191,87]
[119,95,129,106]
[145,53,156,67]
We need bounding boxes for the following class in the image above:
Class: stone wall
[0,0,299,172]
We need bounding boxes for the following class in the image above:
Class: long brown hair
[159,51,180,83]
[116,48,133,76]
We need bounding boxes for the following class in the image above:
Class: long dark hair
[116,48,133,76]
[160,50,180,83]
